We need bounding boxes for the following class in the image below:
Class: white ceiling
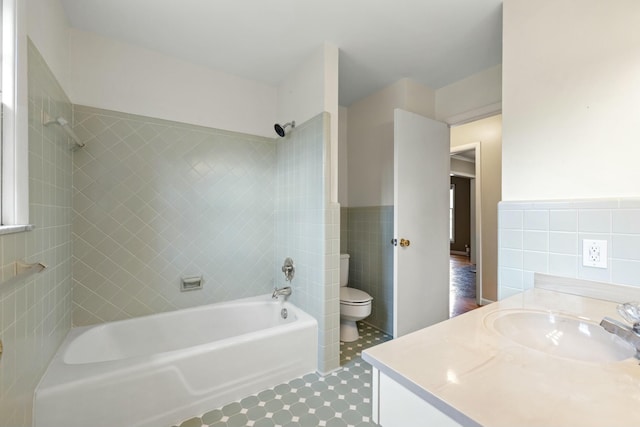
[59,0,503,106]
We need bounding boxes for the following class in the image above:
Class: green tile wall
[342,206,394,335]
[71,106,276,325]
[0,40,73,427]
[275,113,339,373]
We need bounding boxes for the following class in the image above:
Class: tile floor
[174,322,391,427]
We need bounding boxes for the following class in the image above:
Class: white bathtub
[34,294,317,427]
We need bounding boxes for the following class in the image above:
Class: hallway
[449,254,480,317]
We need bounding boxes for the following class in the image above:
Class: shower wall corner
[274,112,340,374]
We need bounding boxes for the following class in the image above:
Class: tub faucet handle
[282,257,295,282]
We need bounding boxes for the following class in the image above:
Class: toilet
[339,254,373,342]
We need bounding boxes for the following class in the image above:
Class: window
[449,184,455,242]
[1,0,29,231]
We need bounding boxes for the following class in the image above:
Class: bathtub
[34,294,317,427]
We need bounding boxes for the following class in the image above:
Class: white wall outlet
[582,239,607,268]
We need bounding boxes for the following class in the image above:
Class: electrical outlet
[582,239,607,268]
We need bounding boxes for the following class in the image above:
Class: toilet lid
[340,287,373,303]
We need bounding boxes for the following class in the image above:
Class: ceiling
[59,0,503,106]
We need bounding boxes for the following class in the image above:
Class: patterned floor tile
[174,322,391,427]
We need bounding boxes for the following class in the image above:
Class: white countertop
[363,289,640,427]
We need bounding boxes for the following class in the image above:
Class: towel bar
[0,260,47,288]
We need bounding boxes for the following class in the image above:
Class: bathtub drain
[281,308,288,319]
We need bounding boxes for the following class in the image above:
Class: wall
[275,113,339,374]
[451,115,502,301]
[435,64,502,124]
[71,106,338,372]
[345,207,394,335]
[347,78,436,207]
[26,0,69,93]
[502,0,640,201]
[450,177,471,253]
[343,79,435,334]
[498,0,640,298]
[68,29,277,138]
[498,199,640,298]
[450,157,475,177]
[277,42,339,203]
[338,106,348,206]
[0,41,73,427]
[275,44,340,373]
[71,106,276,325]
[66,26,339,367]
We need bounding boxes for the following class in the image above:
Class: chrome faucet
[272,286,292,300]
[282,257,295,282]
[600,301,640,356]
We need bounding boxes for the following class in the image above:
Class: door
[393,109,450,337]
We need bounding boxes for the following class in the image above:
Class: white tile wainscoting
[498,199,640,300]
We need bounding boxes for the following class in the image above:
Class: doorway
[449,254,479,316]
[449,144,481,317]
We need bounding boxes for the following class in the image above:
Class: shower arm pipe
[42,111,86,149]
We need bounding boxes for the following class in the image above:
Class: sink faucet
[272,286,292,300]
[600,301,640,356]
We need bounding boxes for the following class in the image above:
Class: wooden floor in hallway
[449,254,480,317]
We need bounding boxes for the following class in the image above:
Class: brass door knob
[399,238,410,247]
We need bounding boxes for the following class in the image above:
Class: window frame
[1,0,30,232]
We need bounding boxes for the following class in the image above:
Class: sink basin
[485,310,636,363]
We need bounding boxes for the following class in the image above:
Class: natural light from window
[1,0,30,231]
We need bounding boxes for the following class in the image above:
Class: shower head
[274,121,295,137]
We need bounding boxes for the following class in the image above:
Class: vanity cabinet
[363,286,640,427]
[371,368,463,427]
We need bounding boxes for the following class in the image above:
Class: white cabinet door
[377,370,463,427]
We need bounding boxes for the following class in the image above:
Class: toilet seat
[340,287,373,305]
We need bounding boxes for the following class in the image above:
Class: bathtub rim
[64,295,311,365]
[34,293,318,427]
[36,293,317,390]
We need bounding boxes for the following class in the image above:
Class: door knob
[399,238,410,247]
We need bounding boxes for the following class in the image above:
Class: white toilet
[339,254,373,342]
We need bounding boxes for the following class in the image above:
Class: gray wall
[71,106,276,325]
[71,108,338,373]
[0,41,73,427]
[275,113,339,373]
[342,206,394,335]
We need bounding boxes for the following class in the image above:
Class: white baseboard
[449,250,468,256]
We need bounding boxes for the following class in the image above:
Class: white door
[393,109,450,337]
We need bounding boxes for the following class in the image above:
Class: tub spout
[272,286,292,300]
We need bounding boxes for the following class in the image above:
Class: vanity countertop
[362,288,640,427]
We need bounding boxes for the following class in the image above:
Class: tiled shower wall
[72,107,337,373]
[342,206,394,335]
[498,199,640,299]
[0,41,73,427]
[71,106,276,325]
[275,113,340,374]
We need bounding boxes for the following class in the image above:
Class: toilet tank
[340,254,350,287]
